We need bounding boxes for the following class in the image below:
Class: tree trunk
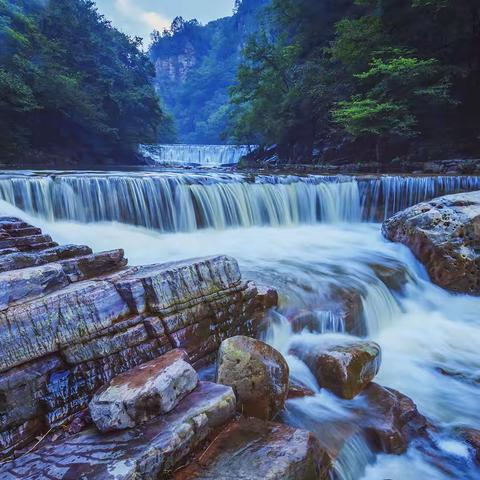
[375,137,382,163]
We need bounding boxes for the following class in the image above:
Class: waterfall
[359,175,480,221]
[0,173,362,231]
[139,144,253,167]
[0,172,478,232]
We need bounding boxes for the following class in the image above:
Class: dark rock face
[216,336,289,420]
[0,382,236,479]
[0,217,277,455]
[290,337,381,399]
[174,417,332,480]
[382,191,480,295]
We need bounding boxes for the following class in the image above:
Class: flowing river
[0,169,479,479]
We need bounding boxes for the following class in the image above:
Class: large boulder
[89,349,198,432]
[174,417,331,480]
[382,191,480,295]
[216,336,289,420]
[290,336,381,399]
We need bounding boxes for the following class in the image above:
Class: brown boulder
[290,337,381,399]
[360,382,428,454]
[216,336,289,420]
[382,191,480,295]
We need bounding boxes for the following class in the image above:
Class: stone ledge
[0,382,236,480]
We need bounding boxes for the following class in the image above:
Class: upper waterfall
[0,172,478,233]
[139,144,253,167]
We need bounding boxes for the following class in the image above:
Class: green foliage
[333,98,416,138]
[229,0,480,162]
[0,0,170,162]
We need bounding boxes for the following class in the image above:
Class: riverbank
[239,149,480,175]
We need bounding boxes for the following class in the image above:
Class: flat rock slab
[115,255,242,314]
[0,382,236,480]
[0,263,68,310]
[90,349,199,432]
[60,249,127,281]
[174,417,331,480]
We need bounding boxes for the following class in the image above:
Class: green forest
[230,0,480,163]
[0,0,479,165]
[0,0,171,166]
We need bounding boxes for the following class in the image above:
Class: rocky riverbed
[0,186,479,479]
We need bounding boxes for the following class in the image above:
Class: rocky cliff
[149,0,271,144]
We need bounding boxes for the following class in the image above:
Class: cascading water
[139,144,253,167]
[0,166,479,479]
[0,172,478,231]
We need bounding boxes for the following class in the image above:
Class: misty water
[0,168,479,478]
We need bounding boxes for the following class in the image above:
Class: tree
[229,0,480,163]
[0,0,170,164]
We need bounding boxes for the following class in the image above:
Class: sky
[95,0,236,42]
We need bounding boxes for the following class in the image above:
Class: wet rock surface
[359,382,428,454]
[285,381,428,463]
[217,336,289,420]
[174,417,331,480]
[460,428,480,463]
[0,216,276,455]
[382,191,480,295]
[89,349,198,432]
[0,382,236,480]
[290,336,381,399]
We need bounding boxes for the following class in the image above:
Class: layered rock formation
[1,381,237,479]
[0,216,277,457]
[382,191,480,295]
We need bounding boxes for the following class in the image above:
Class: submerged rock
[359,382,428,454]
[217,336,289,420]
[174,417,331,480]
[290,336,381,399]
[382,191,480,295]
[89,349,198,432]
[287,379,316,399]
[460,428,480,463]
